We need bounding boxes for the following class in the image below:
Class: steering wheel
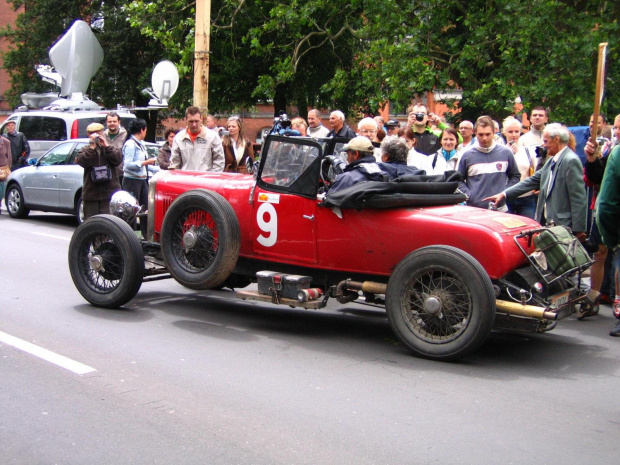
[320,157,338,192]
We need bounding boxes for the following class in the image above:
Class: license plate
[550,291,571,307]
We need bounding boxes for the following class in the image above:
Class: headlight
[110,190,140,223]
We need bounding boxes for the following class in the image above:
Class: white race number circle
[257,202,278,247]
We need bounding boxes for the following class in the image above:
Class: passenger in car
[326,136,387,195]
[378,136,423,179]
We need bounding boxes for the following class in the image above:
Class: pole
[193,0,211,113]
[591,42,608,139]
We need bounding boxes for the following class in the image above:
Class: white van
[0,109,136,159]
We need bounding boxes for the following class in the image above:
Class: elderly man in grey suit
[485,123,587,240]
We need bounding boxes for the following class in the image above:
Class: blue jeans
[0,181,5,210]
[507,194,537,220]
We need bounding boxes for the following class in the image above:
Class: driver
[326,136,388,195]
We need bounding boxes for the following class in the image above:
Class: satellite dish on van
[49,20,103,97]
[145,60,179,108]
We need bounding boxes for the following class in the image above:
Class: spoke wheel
[69,214,144,308]
[161,190,240,290]
[386,246,495,361]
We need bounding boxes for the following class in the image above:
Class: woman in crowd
[157,128,177,170]
[290,117,308,136]
[502,116,537,219]
[222,116,254,173]
[0,135,12,213]
[122,118,158,235]
[411,127,460,175]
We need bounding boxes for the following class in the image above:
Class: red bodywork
[150,170,539,281]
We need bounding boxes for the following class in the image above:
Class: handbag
[91,165,112,183]
[0,164,10,182]
[90,149,112,183]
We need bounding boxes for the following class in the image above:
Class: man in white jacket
[170,106,225,171]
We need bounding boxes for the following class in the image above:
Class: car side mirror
[28,158,38,166]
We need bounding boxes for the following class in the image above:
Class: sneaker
[613,298,620,319]
[599,293,612,305]
[610,319,620,337]
[577,303,599,320]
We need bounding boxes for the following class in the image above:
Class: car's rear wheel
[386,246,496,362]
[161,190,240,290]
[6,184,30,219]
[69,214,144,308]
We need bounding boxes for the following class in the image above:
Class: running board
[236,290,325,309]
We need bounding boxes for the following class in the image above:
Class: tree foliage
[349,0,620,124]
[2,0,619,125]
[0,0,162,109]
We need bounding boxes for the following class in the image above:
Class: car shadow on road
[78,287,619,379]
[73,302,154,322]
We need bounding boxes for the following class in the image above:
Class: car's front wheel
[161,190,240,290]
[386,246,496,362]
[75,195,84,224]
[6,184,30,219]
[68,214,144,308]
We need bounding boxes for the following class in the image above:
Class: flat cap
[87,122,105,133]
[385,119,401,127]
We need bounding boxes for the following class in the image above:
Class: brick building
[0,0,22,119]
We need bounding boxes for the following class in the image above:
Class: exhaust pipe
[495,299,558,320]
[335,280,388,304]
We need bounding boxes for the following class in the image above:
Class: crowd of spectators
[65,103,619,337]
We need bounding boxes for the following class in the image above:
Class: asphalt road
[1,211,619,465]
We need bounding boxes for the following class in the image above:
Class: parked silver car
[4,139,161,223]
[0,109,136,159]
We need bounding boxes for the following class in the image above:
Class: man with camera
[75,122,123,219]
[405,104,458,155]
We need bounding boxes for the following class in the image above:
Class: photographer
[75,123,123,219]
[270,113,301,137]
[405,104,461,155]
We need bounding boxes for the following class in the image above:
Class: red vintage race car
[68,135,592,361]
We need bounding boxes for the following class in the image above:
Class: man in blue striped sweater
[457,115,521,210]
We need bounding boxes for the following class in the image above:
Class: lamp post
[193,0,211,113]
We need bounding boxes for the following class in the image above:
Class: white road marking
[32,232,71,241]
[0,330,96,375]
